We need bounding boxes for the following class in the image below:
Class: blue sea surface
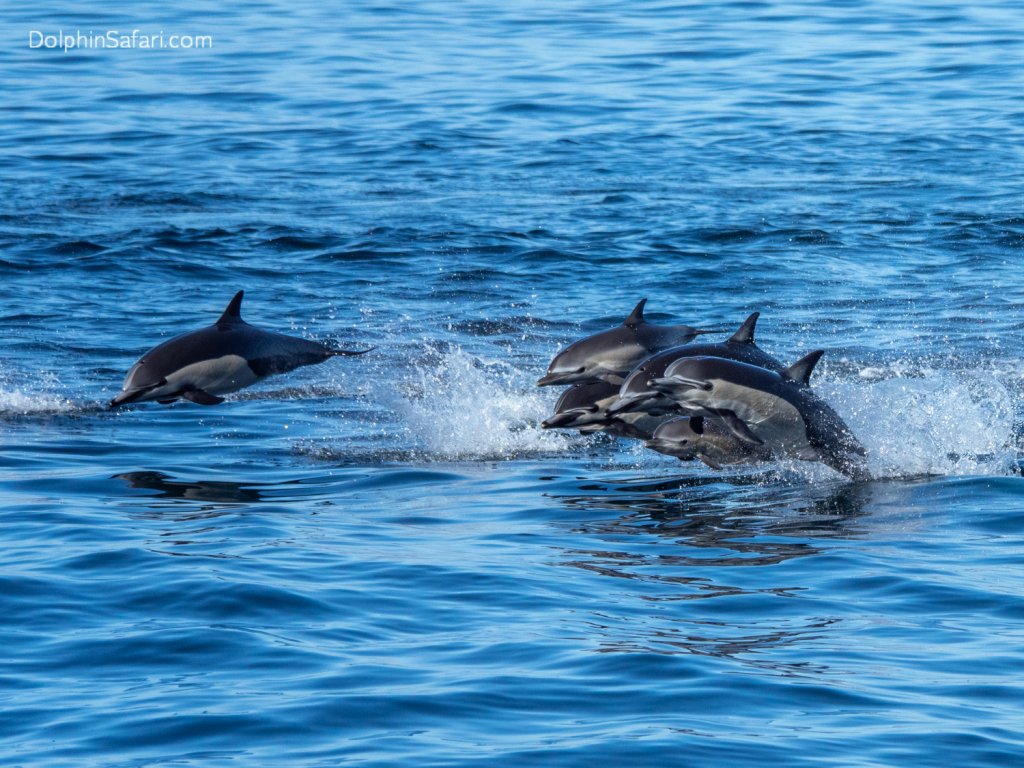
[3,1,1024,765]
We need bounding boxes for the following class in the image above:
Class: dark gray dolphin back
[617,312,781,401]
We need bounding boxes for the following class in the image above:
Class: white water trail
[0,369,78,416]
[820,364,1018,478]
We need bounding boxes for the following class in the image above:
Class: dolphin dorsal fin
[783,349,824,385]
[729,312,759,344]
[625,298,647,327]
[691,415,705,434]
[216,291,245,326]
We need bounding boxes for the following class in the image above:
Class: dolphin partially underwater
[540,381,668,440]
[650,352,870,480]
[110,291,372,407]
[645,415,773,469]
[537,299,717,387]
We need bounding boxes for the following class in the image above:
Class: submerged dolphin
[650,352,870,479]
[609,312,781,417]
[540,381,666,440]
[537,299,716,387]
[110,291,371,407]
[645,415,772,469]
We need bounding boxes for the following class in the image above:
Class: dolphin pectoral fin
[328,346,376,357]
[718,412,764,445]
[180,389,226,406]
[698,455,724,470]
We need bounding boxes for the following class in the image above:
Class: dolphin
[540,381,668,440]
[649,352,870,479]
[609,312,782,417]
[644,415,772,469]
[110,291,371,407]
[537,299,717,387]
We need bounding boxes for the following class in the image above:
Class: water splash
[389,346,576,460]
[0,370,78,417]
[820,364,1018,479]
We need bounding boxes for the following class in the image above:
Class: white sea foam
[0,370,78,416]
[389,346,577,460]
[820,365,1017,478]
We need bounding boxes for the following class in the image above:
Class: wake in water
[0,368,79,416]
[822,364,1018,479]
[2,342,1020,480]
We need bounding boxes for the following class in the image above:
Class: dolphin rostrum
[540,381,667,440]
[609,312,781,417]
[644,415,772,469]
[110,291,372,407]
[650,352,870,480]
[537,299,717,387]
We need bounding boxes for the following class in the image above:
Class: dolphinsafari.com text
[29,29,213,52]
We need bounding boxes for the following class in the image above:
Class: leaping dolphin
[645,415,772,469]
[609,312,781,417]
[540,381,667,440]
[537,299,717,387]
[649,352,870,480]
[110,291,372,407]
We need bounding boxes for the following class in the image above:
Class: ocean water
[3,0,1024,765]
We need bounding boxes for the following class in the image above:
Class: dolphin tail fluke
[729,312,759,345]
[328,346,376,357]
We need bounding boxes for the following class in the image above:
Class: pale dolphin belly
[155,354,260,399]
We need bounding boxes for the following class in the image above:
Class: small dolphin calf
[537,299,716,387]
[610,312,782,417]
[110,291,371,407]
[651,353,870,479]
[540,381,666,440]
[645,415,772,469]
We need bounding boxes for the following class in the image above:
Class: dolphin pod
[540,299,871,480]
[110,291,372,407]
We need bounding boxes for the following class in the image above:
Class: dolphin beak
[649,376,709,396]
[607,395,644,414]
[109,390,141,408]
[541,410,583,429]
[109,378,167,409]
[537,371,578,386]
